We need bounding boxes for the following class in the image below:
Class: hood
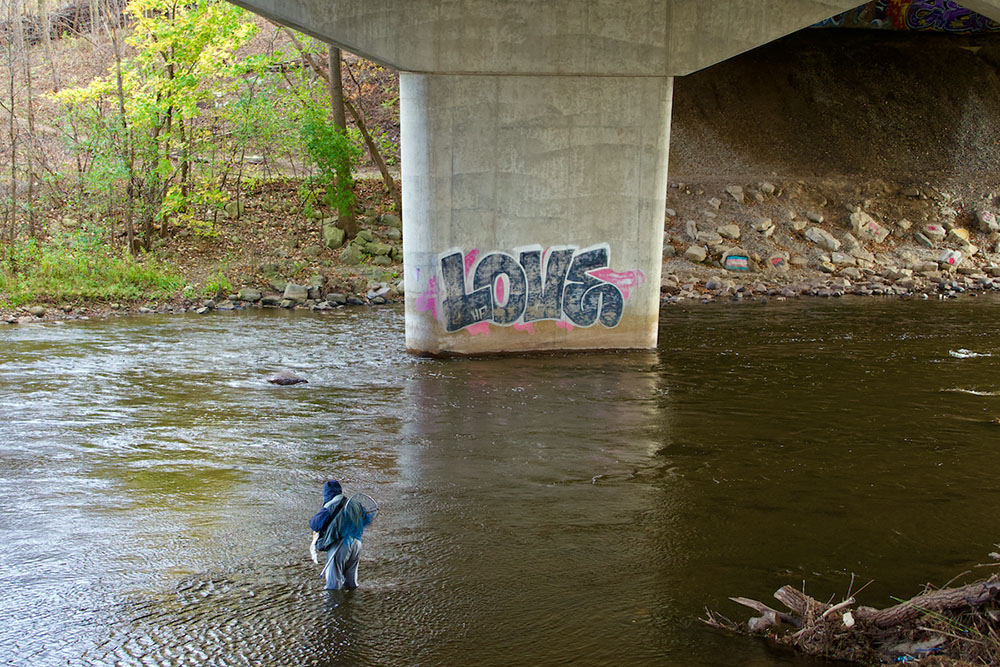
[323,480,343,504]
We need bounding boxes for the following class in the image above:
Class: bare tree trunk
[7,0,21,243]
[39,0,60,92]
[15,0,37,239]
[328,47,346,129]
[108,10,135,253]
[6,62,15,244]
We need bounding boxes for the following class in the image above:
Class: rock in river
[268,371,308,386]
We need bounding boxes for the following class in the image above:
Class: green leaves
[51,0,260,243]
[300,105,363,220]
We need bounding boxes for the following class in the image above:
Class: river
[1,299,998,666]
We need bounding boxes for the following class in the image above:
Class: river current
[1,299,998,666]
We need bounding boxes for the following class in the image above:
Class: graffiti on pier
[814,0,1000,33]
[416,244,645,335]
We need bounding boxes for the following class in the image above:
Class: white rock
[805,227,841,252]
[977,210,1000,233]
[717,224,741,240]
[684,245,707,263]
[697,231,724,246]
[685,220,699,240]
[851,210,890,243]
[923,224,946,242]
[938,249,963,270]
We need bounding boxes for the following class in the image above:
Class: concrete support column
[402,72,673,355]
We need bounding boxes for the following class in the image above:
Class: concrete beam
[229,0,862,76]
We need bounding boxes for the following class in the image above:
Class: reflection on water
[1,300,999,665]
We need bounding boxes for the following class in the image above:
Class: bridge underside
[228,0,1000,355]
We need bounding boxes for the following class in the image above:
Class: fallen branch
[709,569,1000,664]
[729,596,801,631]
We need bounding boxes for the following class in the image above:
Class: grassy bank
[0,234,184,308]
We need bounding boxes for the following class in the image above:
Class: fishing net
[338,493,378,545]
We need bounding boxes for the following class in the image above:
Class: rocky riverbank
[659,176,1000,305]
[0,271,405,325]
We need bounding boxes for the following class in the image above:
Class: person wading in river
[309,479,377,590]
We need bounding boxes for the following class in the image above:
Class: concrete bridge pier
[401,73,673,355]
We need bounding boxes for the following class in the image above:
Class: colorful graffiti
[416,244,645,335]
[814,0,1000,32]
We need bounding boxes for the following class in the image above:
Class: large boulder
[697,231,724,246]
[722,248,750,272]
[938,249,963,270]
[976,210,999,233]
[684,220,699,240]
[283,283,309,302]
[831,252,856,266]
[341,245,364,266]
[766,252,789,272]
[238,288,262,302]
[684,245,707,263]
[850,210,890,243]
[717,224,741,240]
[368,242,392,257]
[923,224,946,243]
[380,213,402,228]
[805,227,841,252]
[323,220,345,249]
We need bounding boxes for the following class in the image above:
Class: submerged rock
[268,371,308,386]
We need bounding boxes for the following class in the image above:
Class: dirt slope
[670,29,1000,185]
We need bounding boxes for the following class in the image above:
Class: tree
[54,0,258,251]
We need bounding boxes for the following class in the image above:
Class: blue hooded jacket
[309,480,346,533]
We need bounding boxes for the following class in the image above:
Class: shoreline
[4,267,997,327]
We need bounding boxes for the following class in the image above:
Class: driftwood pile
[704,550,1000,665]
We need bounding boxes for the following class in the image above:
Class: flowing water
[1,299,999,666]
